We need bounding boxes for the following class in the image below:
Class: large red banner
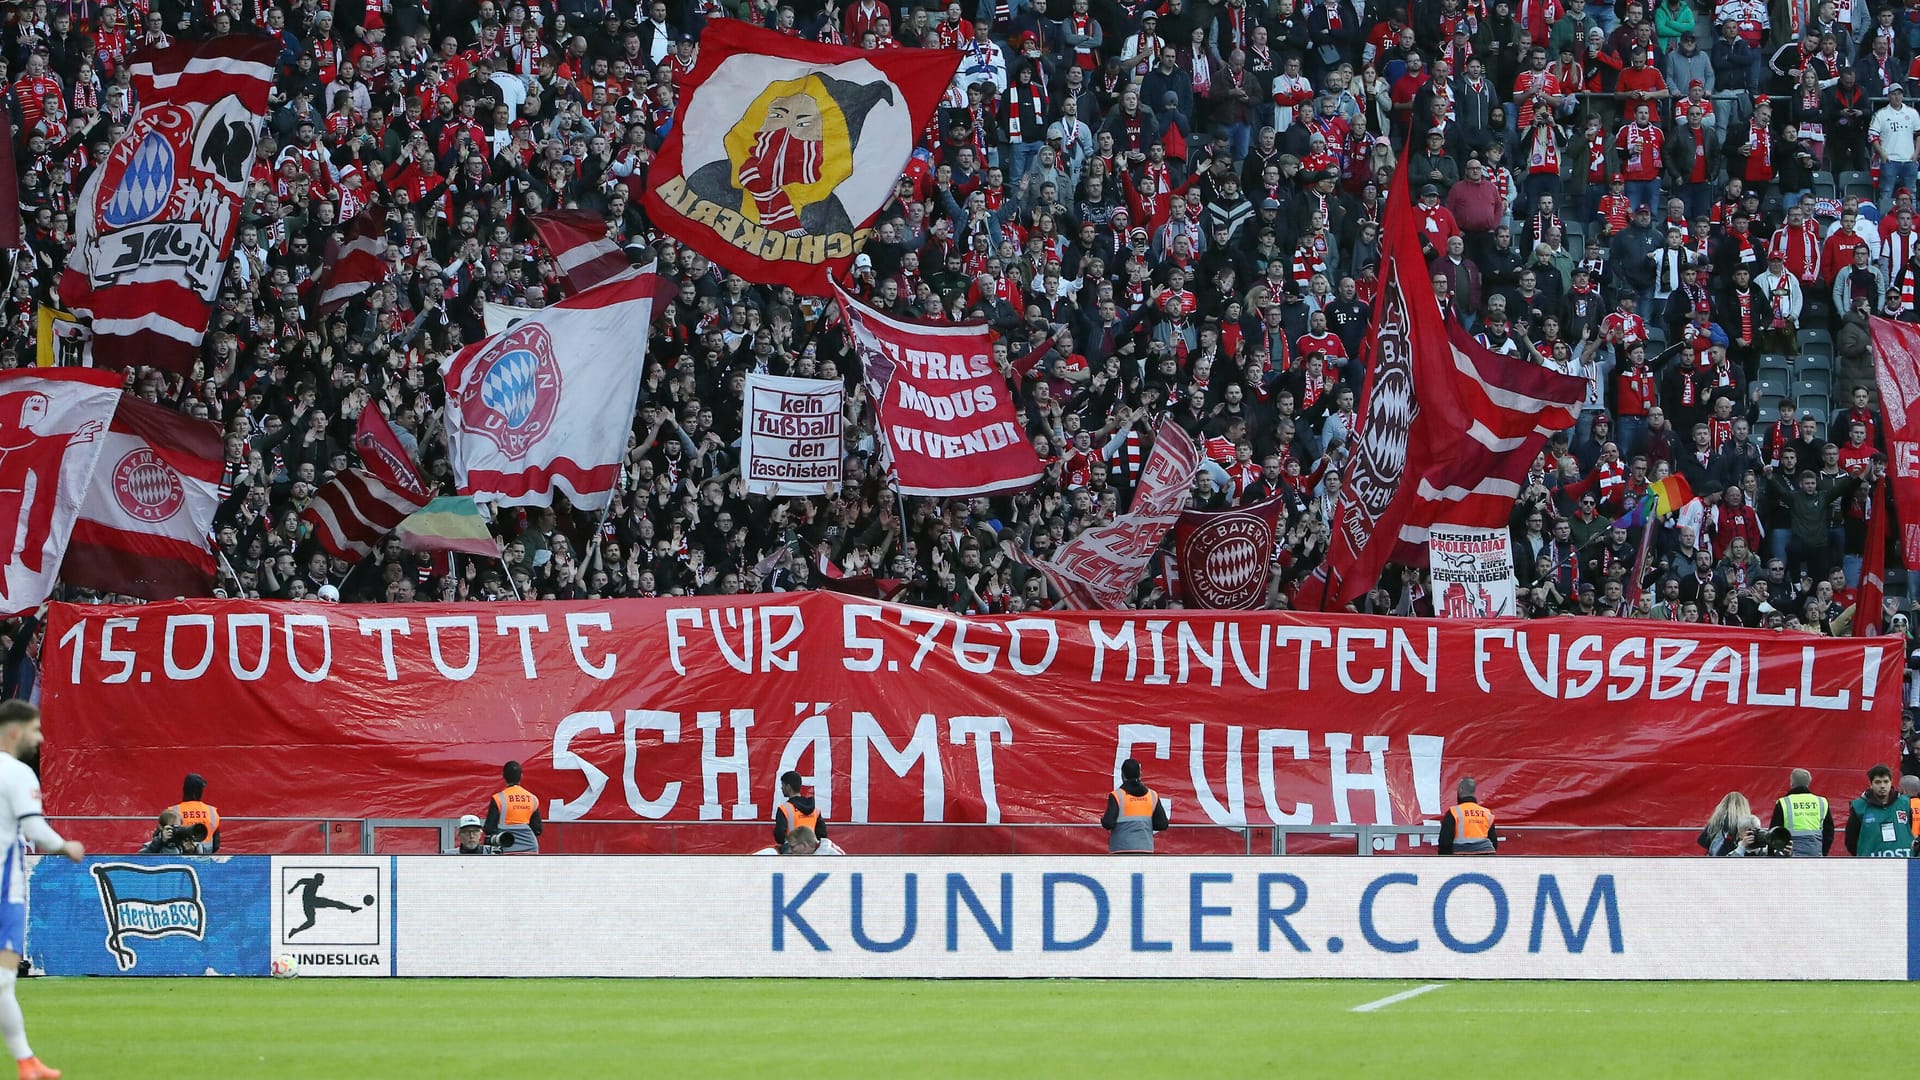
[1869,315,1920,564]
[39,596,1898,853]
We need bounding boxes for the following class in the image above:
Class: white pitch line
[1351,983,1448,1013]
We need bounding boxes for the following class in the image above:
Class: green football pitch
[19,977,1920,1076]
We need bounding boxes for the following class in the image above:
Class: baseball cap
[854,252,873,270]
[1420,184,1440,197]
[1262,197,1281,210]
[1046,121,1066,141]
[458,814,485,829]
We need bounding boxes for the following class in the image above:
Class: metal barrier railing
[47,815,1705,856]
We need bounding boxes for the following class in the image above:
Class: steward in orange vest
[483,760,542,853]
[168,772,221,854]
[774,770,828,851]
[1101,758,1169,853]
[1439,777,1499,854]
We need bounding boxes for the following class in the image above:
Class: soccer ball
[270,955,299,979]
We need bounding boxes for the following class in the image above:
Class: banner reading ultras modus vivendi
[40,596,1897,849]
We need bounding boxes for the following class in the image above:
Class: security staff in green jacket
[1771,769,1834,857]
[1845,764,1914,857]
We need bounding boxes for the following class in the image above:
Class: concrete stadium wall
[25,855,1915,979]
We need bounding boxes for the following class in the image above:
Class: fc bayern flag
[441,271,666,510]
[1172,495,1286,609]
[1857,473,1888,636]
[351,403,428,502]
[643,20,959,296]
[1389,320,1584,560]
[0,368,123,616]
[60,37,278,372]
[531,210,631,294]
[1868,314,1920,565]
[302,467,431,562]
[63,396,223,600]
[315,209,389,314]
[1300,151,1585,612]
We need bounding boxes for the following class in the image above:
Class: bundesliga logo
[112,448,184,522]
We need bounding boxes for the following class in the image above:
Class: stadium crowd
[0,0,1917,662]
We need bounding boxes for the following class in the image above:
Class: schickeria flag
[60,37,278,372]
[644,20,959,296]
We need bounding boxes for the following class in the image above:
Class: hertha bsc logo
[112,448,185,522]
[1181,514,1273,609]
[460,322,561,458]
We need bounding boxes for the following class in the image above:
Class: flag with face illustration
[643,20,959,295]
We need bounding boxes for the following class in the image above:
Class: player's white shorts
[0,900,25,955]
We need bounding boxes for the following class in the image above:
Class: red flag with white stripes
[301,406,433,561]
[1857,473,1888,636]
[531,210,631,294]
[1389,322,1585,560]
[62,396,223,599]
[60,38,279,372]
[351,404,428,502]
[302,468,432,562]
[1302,150,1583,610]
[316,210,389,314]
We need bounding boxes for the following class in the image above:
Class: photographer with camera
[1698,793,1793,855]
[139,809,210,855]
[164,774,219,854]
[1845,765,1913,857]
[441,815,515,855]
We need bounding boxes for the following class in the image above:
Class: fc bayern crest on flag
[644,20,958,295]
[1176,511,1276,609]
[97,106,184,228]
[111,448,186,523]
[459,322,562,459]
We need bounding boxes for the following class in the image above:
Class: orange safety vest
[492,785,537,827]
[1448,801,1496,853]
[171,800,220,837]
[778,800,820,833]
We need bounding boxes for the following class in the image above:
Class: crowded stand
[2,0,1918,679]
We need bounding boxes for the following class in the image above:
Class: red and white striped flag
[60,37,279,372]
[315,209,389,314]
[302,469,432,561]
[531,210,631,294]
[1857,473,1888,637]
[1302,144,1584,610]
[1391,321,1585,558]
[301,406,432,561]
[63,396,223,599]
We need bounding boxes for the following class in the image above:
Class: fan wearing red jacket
[1411,184,1461,257]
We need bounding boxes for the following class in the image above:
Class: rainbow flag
[1651,475,1694,517]
[395,496,498,558]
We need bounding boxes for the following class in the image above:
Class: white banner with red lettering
[743,373,843,495]
[836,284,1042,497]
[39,594,1899,855]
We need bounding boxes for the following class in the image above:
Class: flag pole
[216,550,242,594]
